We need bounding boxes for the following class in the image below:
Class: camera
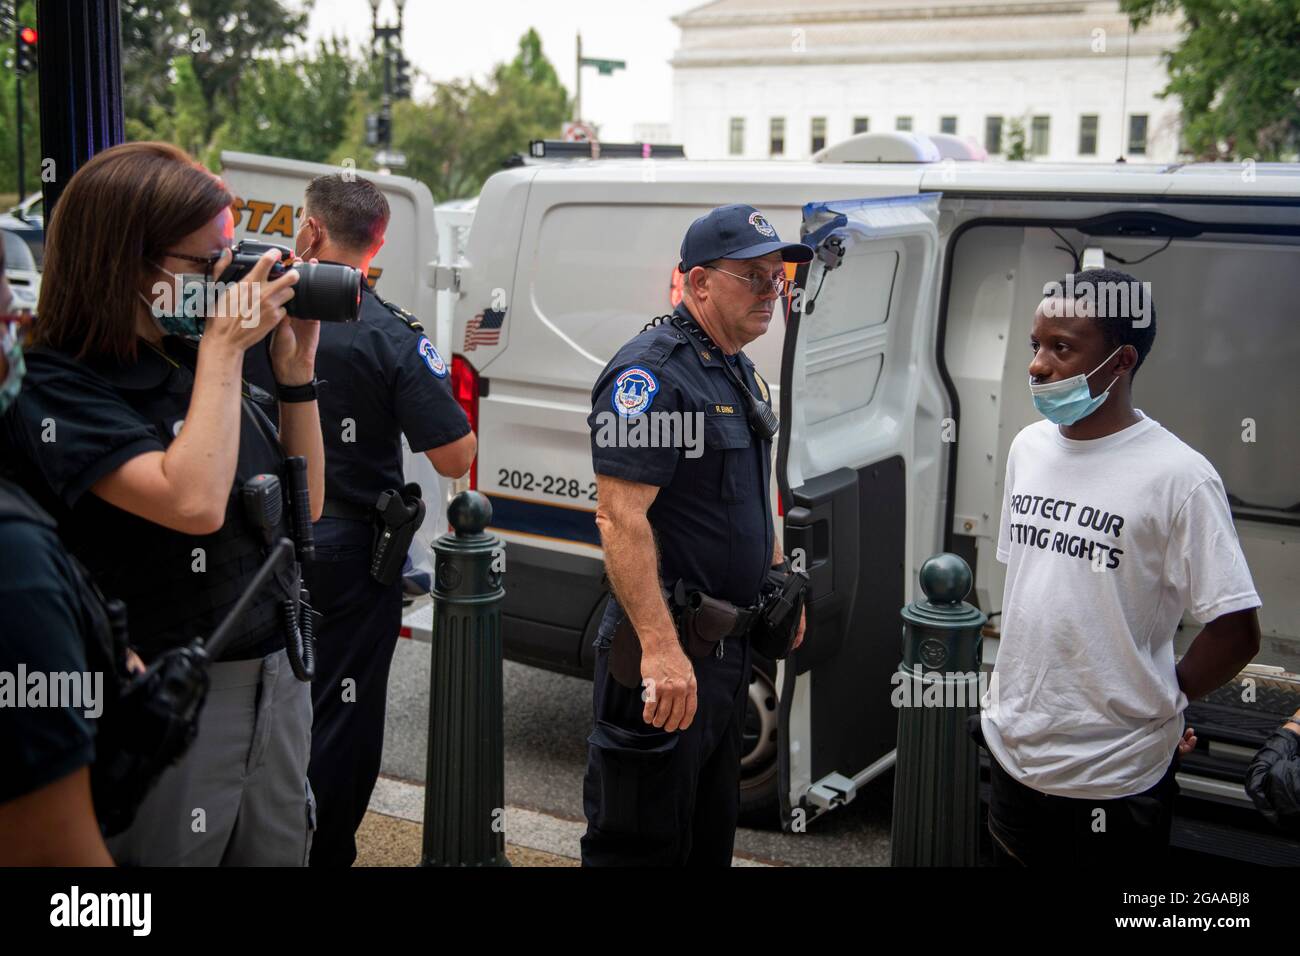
[218,240,362,322]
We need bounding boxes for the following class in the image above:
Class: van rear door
[777,192,948,827]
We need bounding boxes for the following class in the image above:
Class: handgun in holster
[371,482,424,587]
[750,564,810,662]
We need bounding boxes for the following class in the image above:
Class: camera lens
[290,262,362,322]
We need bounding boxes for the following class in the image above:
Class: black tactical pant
[987,749,1180,866]
[303,517,404,867]
[581,633,750,866]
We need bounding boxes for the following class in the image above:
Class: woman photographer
[2,141,325,865]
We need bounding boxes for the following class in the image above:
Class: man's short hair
[304,173,390,253]
[1046,267,1157,377]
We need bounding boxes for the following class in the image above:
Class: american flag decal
[463,308,505,351]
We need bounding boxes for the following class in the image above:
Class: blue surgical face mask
[0,320,26,416]
[139,263,211,339]
[1029,344,1123,426]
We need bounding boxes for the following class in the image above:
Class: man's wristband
[276,378,320,403]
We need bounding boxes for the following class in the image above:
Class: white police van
[222,139,1300,860]
[437,135,1300,860]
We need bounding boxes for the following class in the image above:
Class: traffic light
[365,111,391,148]
[15,25,37,76]
[394,53,411,101]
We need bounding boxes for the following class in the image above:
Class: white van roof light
[927,133,989,162]
[813,131,942,164]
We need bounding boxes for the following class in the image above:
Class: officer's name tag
[711,404,736,415]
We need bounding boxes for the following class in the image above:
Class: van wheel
[738,660,781,828]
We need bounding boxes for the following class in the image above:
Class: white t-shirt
[980,412,1260,799]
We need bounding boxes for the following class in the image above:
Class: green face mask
[139,264,212,339]
[0,320,26,416]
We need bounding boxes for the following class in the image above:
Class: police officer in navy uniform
[582,204,811,866]
[246,173,475,867]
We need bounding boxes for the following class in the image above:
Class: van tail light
[451,353,479,490]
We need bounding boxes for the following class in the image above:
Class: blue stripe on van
[486,494,600,546]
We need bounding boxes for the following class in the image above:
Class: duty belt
[320,498,374,522]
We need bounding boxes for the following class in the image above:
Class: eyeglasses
[160,245,234,280]
[707,265,789,297]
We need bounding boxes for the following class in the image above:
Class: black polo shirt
[244,285,470,510]
[0,479,98,803]
[1,338,293,661]
[588,301,775,613]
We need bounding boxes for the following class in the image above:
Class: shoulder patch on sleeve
[416,336,448,378]
[611,366,660,417]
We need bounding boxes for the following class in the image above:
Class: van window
[528,201,793,376]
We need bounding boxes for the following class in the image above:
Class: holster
[370,482,424,586]
[606,581,756,689]
[749,565,809,661]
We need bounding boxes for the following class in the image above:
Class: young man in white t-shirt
[979,268,1261,865]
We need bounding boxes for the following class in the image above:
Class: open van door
[777,192,949,827]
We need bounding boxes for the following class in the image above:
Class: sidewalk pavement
[353,775,772,867]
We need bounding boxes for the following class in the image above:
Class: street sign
[580,57,625,76]
[562,121,597,144]
[374,150,407,169]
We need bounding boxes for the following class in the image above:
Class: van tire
[738,656,782,828]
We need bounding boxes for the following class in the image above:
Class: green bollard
[890,552,988,867]
[421,490,509,867]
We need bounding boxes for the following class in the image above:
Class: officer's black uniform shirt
[2,338,293,662]
[244,284,470,509]
[588,301,775,609]
[0,478,99,803]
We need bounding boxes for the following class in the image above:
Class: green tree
[331,28,570,203]
[120,0,312,146]
[1122,0,1300,160]
[209,37,362,168]
[1005,118,1028,161]
[0,1,42,197]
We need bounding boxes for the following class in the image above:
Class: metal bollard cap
[902,552,986,629]
[448,490,492,536]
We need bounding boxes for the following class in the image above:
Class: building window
[811,116,826,153]
[729,117,745,156]
[1078,115,1098,156]
[853,116,870,135]
[1128,114,1148,155]
[985,116,1003,154]
[940,116,957,135]
[769,117,785,156]
[1030,115,1050,155]
[895,116,913,132]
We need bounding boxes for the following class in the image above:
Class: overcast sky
[302,0,704,141]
